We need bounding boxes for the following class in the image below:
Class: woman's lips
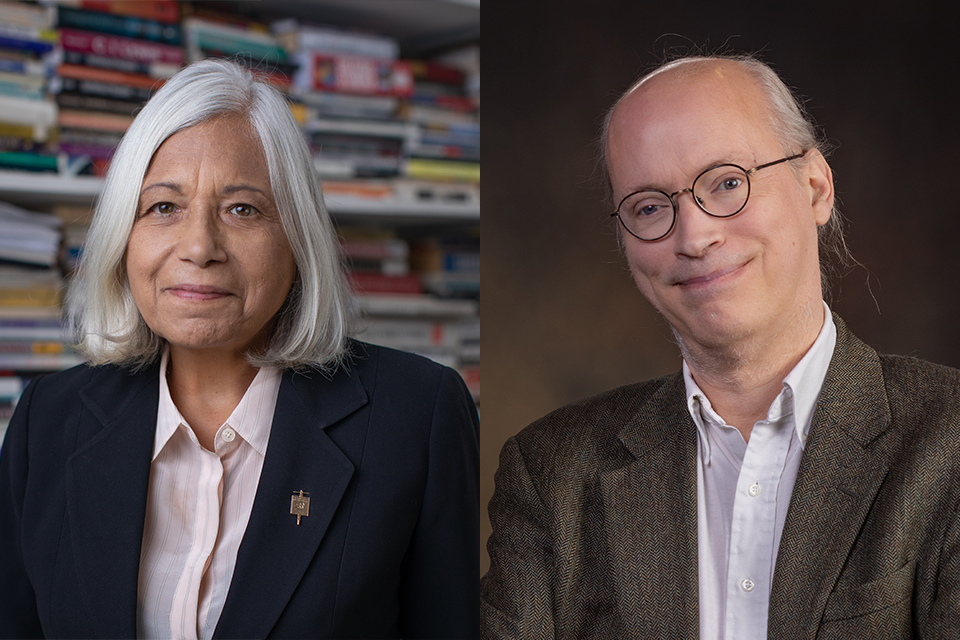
[163,284,232,300]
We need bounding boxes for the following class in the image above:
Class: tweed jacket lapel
[67,363,161,638]
[768,315,893,637]
[601,373,700,638]
[213,366,367,639]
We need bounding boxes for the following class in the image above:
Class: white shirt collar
[683,302,837,462]
[152,347,281,460]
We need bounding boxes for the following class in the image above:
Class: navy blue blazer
[0,341,480,639]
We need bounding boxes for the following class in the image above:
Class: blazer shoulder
[879,353,960,428]
[344,339,469,398]
[512,373,682,480]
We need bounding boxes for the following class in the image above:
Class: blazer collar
[65,357,369,639]
[768,314,893,635]
[214,364,368,639]
[600,374,700,638]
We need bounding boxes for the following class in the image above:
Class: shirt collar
[153,347,282,460]
[683,302,837,462]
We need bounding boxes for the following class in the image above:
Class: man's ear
[804,149,834,226]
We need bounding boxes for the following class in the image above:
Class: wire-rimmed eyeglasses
[611,151,807,242]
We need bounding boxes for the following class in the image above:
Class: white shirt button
[748,483,762,497]
[741,578,756,592]
[221,427,236,443]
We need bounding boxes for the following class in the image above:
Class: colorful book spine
[56,76,153,103]
[62,50,178,79]
[59,27,184,65]
[311,55,413,97]
[57,6,182,45]
[79,0,179,24]
[57,62,165,91]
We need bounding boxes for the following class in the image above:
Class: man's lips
[163,284,232,300]
[672,260,749,287]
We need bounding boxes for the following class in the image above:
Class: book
[57,5,182,45]
[299,91,398,120]
[346,272,422,295]
[57,62,166,91]
[307,55,413,97]
[55,75,154,103]
[0,152,58,174]
[0,23,57,55]
[273,20,399,60]
[61,50,179,79]
[403,157,480,183]
[183,17,287,64]
[0,1,55,30]
[58,108,134,134]
[78,0,179,24]
[55,92,143,115]
[0,70,46,100]
[59,27,185,65]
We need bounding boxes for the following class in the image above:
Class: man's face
[606,64,833,356]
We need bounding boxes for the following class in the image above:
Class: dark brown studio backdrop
[480,1,960,572]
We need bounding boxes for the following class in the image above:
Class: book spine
[403,158,480,183]
[311,55,413,97]
[0,95,58,127]
[58,109,134,133]
[59,28,185,65]
[57,63,165,91]
[289,25,399,60]
[80,0,179,24]
[0,34,56,55]
[0,2,55,29]
[56,92,141,114]
[56,76,153,103]
[346,272,422,295]
[57,6,183,45]
[62,50,178,79]
[0,57,49,77]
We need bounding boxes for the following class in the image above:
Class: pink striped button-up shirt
[137,350,282,640]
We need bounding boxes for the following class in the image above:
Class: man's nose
[670,191,723,259]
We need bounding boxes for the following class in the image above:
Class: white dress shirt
[137,349,282,640]
[686,304,837,640]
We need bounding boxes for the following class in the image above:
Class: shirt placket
[723,412,792,640]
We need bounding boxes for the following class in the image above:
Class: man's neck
[681,302,826,442]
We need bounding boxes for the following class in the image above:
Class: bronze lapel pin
[290,490,310,525]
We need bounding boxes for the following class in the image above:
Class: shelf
[0,171,479,222]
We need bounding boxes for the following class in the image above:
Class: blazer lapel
[66,364,160,638]
[214,366,368,639]
[600,374,700,638]
[768,317,893,637]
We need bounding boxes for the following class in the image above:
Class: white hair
[67,58,353,371]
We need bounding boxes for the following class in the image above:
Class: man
[481,54,960,639]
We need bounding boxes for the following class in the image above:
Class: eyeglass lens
[618,164,750,241]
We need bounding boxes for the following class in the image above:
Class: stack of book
[51,0,183,175]
[0,1,58,173]
[410,234,480,299]
[402,54,480,186]
[352,293,479,376]
[181,8,294,89]
[339,228,421,296]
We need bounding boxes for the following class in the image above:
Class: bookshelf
[0,0,480,437]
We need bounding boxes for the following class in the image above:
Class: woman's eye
[229,203,257,217]
[151,202,177,215]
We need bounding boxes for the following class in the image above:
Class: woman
[0,59,479,639]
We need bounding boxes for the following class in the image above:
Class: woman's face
[126,116,297,358]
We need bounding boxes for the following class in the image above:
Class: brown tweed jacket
[481,315,960,639]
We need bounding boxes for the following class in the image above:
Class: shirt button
[748,483,762,497]
[741,578,756,592]
[221,428,236,443]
